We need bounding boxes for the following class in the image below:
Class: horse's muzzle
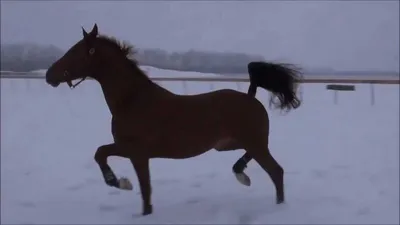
[46,77,60,87]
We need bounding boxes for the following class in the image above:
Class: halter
[64,70,87,89]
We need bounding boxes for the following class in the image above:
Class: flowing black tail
[247,61,303,111]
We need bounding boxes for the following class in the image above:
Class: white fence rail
[1,73,399,84]
[1,72,399,106]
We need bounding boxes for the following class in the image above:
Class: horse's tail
[246,61,303,112]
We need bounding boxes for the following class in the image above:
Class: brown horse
[45,24,302,216]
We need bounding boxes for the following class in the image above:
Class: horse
[45,23,303,216]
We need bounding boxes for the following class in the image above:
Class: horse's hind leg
[214,139,252,186]
[94,143,132,190]
[248,147,285,204]
[232,152,253,186]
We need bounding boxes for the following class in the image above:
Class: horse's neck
[95,62,168,115]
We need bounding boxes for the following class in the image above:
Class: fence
[1,72,399,105]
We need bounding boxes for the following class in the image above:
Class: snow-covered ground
[1,74,399,224]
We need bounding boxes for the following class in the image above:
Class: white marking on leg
[118,177,133,190]
[234,172,251,186]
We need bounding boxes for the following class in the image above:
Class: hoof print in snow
[108,190,121,195]
[356,207,371,216]
[311,170,328,179]
[195,173,217,179]
[185,198,202,204]
[331,164,349,170]
[66,184,84,191]
[132,213,147,218]
[378,190,387,196]
[238,214,252,224]
[368,174,380,184]
[85,177,99,184]
[24,171,32,176]
[286,171,300,175]
[154,178,180,186]
[205,173,217,179]
[84,163,94,169]
[99,204,118,212]
[190,183,202,188]
[19,201,36,208]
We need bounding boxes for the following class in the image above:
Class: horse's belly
[154,148,210,159]
[150,131,218,159]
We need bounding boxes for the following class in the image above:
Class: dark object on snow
[326,84,355,91]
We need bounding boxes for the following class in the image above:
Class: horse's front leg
[130,157,152,215]
[94,143,132,190]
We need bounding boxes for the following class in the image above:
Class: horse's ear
[90,23,98,37]
[82,26,89,39]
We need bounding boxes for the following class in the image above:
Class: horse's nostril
[64,71,69,77]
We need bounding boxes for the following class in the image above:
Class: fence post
[299,85,304,101]
[182,81,188,94]
[209,82,215,91]
[26,79,30,91]
[333,90,338,104]
[327,84,356,105]
[236,82,241,92]
[370,83,375,106]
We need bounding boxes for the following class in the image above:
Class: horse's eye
[89,48,95,55]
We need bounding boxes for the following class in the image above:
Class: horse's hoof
[234,172,251,186]
[142,204,153,216]
[118,177,133,190]
[142,211,152,216]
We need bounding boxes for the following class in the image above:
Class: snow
[1,74,399,224]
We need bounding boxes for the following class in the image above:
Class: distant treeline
[1,43,264,74]
[2,43,398,76]
[1,44,64,72]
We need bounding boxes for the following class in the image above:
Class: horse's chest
[111,116,157,142]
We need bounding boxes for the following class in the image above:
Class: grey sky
[1,1,399,72]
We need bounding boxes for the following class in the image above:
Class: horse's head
[46,24,100,88]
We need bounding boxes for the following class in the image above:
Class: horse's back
[188,88,266,113]
[176,88,270,139]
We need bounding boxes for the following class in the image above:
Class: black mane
[96,35,152,80]
[97,35,138,64]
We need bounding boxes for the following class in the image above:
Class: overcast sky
[1,1,399,72]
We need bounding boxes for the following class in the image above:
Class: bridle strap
[66,76,87,89]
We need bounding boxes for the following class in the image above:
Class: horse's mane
[95,34,152,82]
[97,34,138,64]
